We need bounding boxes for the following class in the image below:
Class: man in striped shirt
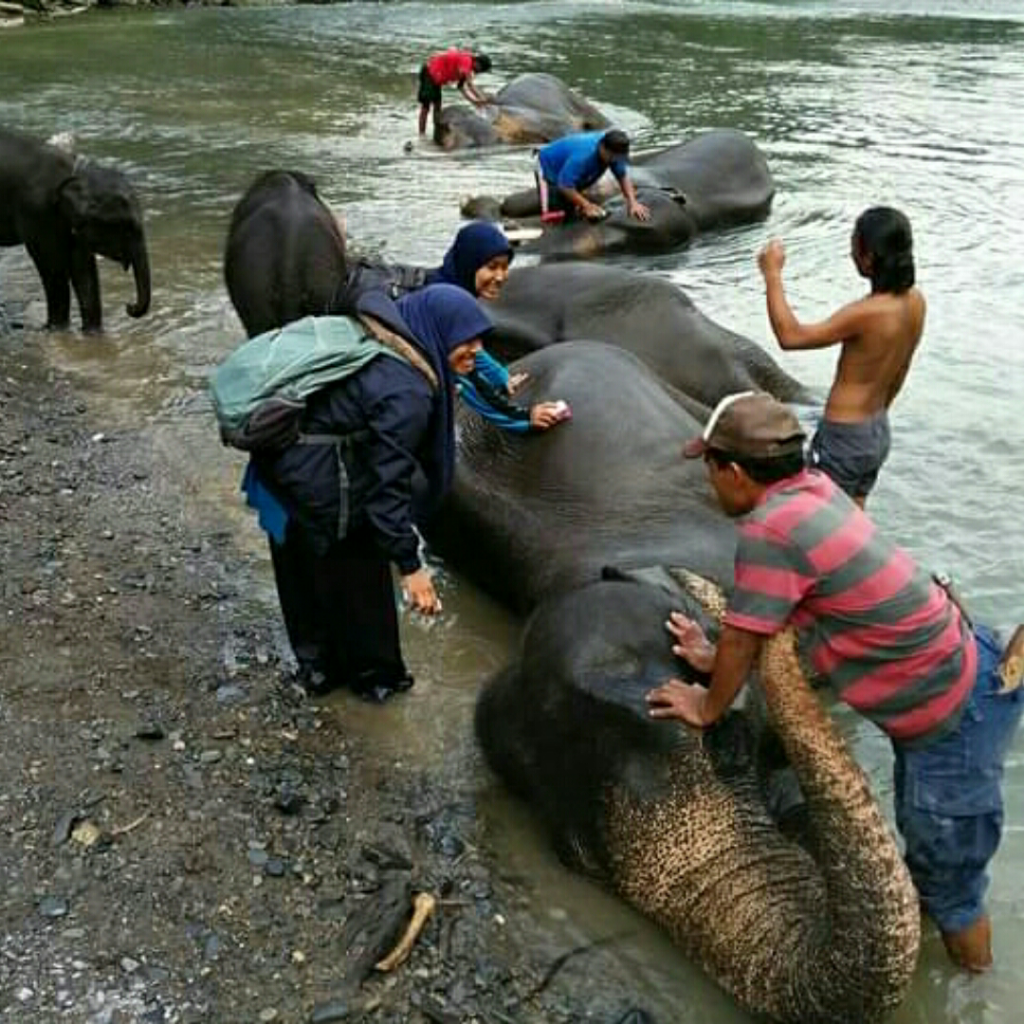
[645,391,1024,972]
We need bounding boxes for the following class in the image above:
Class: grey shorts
[810,412,891,499]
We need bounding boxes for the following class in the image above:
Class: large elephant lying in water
[476,575,920,1023]
[427,342,738,615]
[435,72,609,150]
[435,344,919,1020]
[462,129,774,259]
[485,262,814,408]
[0,127,151,332]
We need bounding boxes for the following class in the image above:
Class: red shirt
[724,469,975,744]
[427,49,474,87]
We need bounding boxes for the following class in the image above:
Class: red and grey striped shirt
[724,468,976,745]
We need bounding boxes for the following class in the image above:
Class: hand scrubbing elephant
[0,127,151,332]
[476,572,920,1024]
[224,169,348,338]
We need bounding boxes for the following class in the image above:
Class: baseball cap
[683,391,806,460]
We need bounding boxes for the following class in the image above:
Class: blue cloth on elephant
[428,221,514,294]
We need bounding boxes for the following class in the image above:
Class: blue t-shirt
[537,131,628,192]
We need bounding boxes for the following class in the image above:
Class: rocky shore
[0,322,662,1024]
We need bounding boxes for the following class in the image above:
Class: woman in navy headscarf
[250,283,491,703]
[429,222,570,432]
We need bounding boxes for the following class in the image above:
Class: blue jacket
[537,131,628,191]
[249,286,492,572]
[458,350,531,433]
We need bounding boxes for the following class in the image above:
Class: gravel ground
[0,326,661,1024]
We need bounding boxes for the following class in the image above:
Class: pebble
[247,848,268,868]
[311,1000,351,1023]
[39,895,69,918]
[258,1010,278,1022]
[15,987,33,1002]
[199,749,222,764]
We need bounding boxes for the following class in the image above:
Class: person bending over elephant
[418,49,493,138]
[0,127,151,332]
[244,284,492,703]
[535,128,649,224]
[426,222,570,432]
[646,390,1024,973]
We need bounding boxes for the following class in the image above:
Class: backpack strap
[359,314,440,393]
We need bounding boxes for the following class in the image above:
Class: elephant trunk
[608,629,919,1024]
[125,234,151,319]
[745,630,920,1022]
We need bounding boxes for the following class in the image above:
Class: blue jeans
[893,625,1024,933]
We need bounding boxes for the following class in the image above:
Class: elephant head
[435,106,502,150]
[476,574,920,1023]
[58,161,151,319]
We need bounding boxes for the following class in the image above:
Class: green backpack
[210,315,436,451]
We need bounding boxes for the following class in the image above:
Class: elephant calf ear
[56,175,90,226]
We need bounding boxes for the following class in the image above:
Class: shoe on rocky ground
[352,673,414,705]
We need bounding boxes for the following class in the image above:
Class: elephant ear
[56,174,91,231]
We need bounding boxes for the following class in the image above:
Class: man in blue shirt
[535,128,650,223]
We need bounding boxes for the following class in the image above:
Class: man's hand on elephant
[646,679,714,728]
[628,199,651,222]
[579,200,608,221]
[666,611,716,673]
[758,238,786,278]
[507,371,530,395]
[402,568,442,615]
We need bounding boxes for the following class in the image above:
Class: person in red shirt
[645,390,1024,973]
[418,49,493,137]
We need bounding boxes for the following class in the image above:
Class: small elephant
[0,127,151,332]
[224,169,348,338]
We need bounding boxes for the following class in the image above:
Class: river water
[2,2,1023,1020]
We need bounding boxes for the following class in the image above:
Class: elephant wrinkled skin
[426,341,738,617]
[484,262,814,408]
[432,341,919,1020]
[0,127,151,332]
[462,129,774,259]
[435,72,609,150]
[224,169,347,338]
[476,577,920,1024]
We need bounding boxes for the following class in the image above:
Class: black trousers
[269,522,409,692]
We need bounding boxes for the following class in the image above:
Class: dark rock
[52,809,79,846]
[264,858,286,877]
[39,895,69,918]
[274,785,304,816]
[361,841,413,872]
[247,848,269,868]
[135,722,165,741]
[310,999,351,1023]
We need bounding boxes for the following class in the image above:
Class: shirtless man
[757,206,925,506]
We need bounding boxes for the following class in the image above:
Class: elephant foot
[942,913,992,972]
